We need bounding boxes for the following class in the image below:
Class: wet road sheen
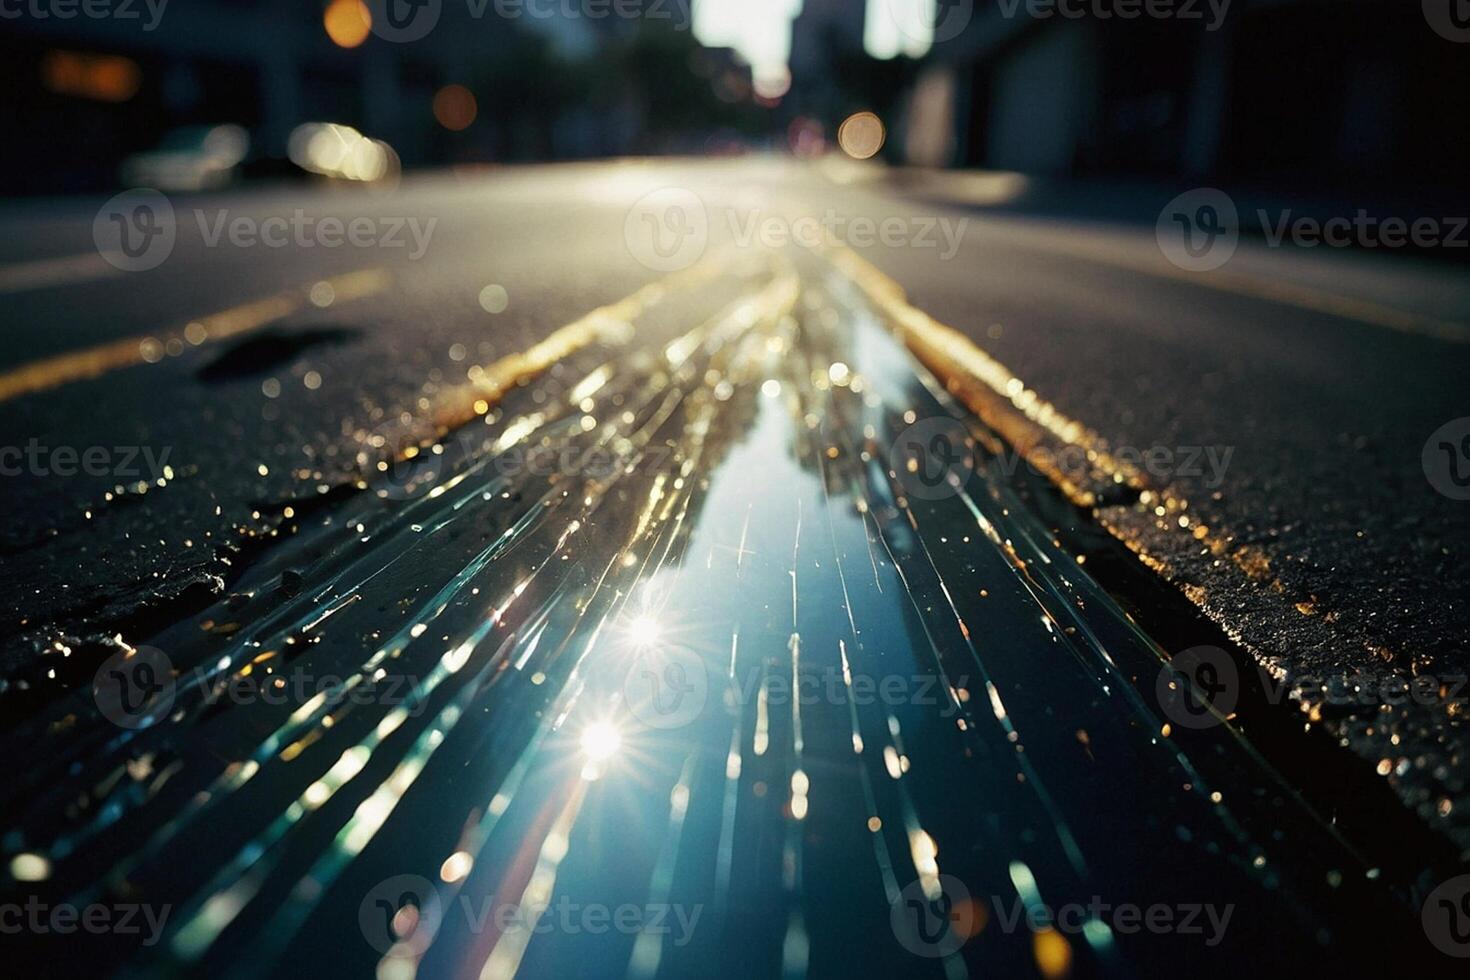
[0,249,1430,978]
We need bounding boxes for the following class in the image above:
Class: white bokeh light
[693,0,932,90]
[693,0,801,90]
[865,0,935,60]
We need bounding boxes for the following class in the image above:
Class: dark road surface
[0,159,1466,977]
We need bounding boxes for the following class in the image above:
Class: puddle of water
[0,256,1428,979]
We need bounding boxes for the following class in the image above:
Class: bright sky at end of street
[692,0,935,90]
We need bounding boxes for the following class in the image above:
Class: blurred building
[789,0,867,80]
[0,0,509,193]
[787,0,867,120]
[2,0,779,192]
[906,0,1470,191]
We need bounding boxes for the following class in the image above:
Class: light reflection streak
[0,246,1363,980]
[627,756,697,980]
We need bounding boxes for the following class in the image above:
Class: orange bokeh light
[837,111,885,161]
[433,85,478,132]
[324,0,371,49]
[41,51,141,103]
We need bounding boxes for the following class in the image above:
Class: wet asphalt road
[0,159,1467,977]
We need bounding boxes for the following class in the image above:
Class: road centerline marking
[0,268,392,404]
[0,250,124,295]
[987,228,1470,343]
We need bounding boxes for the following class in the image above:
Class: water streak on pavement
[0,250,1427,978]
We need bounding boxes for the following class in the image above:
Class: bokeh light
[287,123,397,182]
[323,0,371,49]
[627,614,661,648]
[478,284,509,314]
[753,68,791,103]
[579,721,622,763]
[837,111,885,161]
[41,51,140,103]
[433,85,478,132]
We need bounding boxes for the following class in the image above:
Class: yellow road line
[1179,264,1470,343]
[830,247,1143,510]
[832,242,1429,714]
[428,254,731,436]
[0,268,392,403]
[1002,230,1470,344]
[0,251,123,294]
[829,245,1290,602]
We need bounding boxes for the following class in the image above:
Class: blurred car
[119,124,250,192]
[286,123,400,184]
